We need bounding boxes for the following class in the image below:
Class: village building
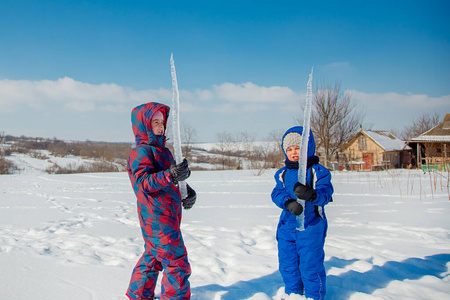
[409,113,450,171]
[341,130,411,171]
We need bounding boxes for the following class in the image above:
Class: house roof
[342,130,411,152]
[364,130,411,151]
[410,113,450,143]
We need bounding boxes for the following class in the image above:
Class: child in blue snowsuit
[271,126,333,300]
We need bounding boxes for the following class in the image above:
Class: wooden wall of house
[343,135,384,169]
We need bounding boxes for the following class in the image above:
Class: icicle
[170,53,188,199]
[296,67,313,231]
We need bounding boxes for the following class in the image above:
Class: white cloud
[194,88,214,101]
[0,77,172,113]
[179,89,214,102]
[211,103,236,113]
[180,102,205,113]
[213,82,299,103]
[0,78,302,115]
[350,90,450,109]
[2,77,448,142]
[242,104,271,111]
[1,77,447,121]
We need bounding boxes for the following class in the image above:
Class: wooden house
[409,113,450,170]
[341,130,411,171]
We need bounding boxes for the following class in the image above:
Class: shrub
[30,150,50,160]
[45,160,125,174]
[0,157,15,174]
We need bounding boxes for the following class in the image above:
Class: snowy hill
[0,151,449,299]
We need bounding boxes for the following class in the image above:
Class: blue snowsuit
[271,126,333,300]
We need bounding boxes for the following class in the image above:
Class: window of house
[358,137,367,151]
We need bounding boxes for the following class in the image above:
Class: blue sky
[0,0,449,143]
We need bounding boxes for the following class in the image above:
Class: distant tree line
[0,132,286,175]
[2,135,133,160]
[0,134,133,174]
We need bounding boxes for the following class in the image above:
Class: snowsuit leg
[277,223,304,295]
[127,244,163,300]
[127,204,191,300]
[157,221,191,300]
[277,219,327,299]
[297,219,327,300]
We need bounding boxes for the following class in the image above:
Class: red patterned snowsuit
[126,102,191,300]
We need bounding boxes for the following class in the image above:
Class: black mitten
[182,185,196,210]
[169,158,191,184]
[285,199,303,215]
[293,182,317,202]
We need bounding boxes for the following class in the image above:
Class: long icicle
[296,67,313,231]
[170,53,188,199]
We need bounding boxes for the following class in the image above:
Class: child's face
[151,119,165,136]
[286,145,300,161]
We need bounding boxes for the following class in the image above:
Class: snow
[10,151,93,172]
[363,131,410,152]
[1,161,450,299]
[410,135,450,142]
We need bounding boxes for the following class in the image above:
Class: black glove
[182,185,196,210]
[293,182,317,202]
[169,158,191,184]
[285,199,303,215]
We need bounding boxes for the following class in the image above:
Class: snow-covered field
[1,164,449,299]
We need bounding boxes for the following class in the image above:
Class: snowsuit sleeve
[128,145,174,195]
[271,167,290,210]
[310,164,333,207]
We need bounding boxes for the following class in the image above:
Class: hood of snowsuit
[131,102,170,147]
[281,126,316,160]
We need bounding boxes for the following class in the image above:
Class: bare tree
[401,112,440,140]
[301,81,363,168]
[252,129,284,172]
[233,131,257,169]
[0,131,5,156]
[181,121,197,160]
[215,132,235,169]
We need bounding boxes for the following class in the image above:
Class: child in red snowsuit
[126,102,196,300]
